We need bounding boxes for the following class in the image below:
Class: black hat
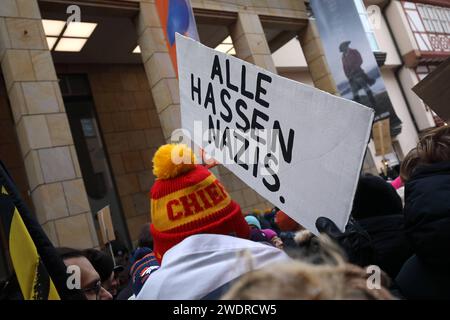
[339,41,351,52]
[351,175,403,220]
[83,249,114,283]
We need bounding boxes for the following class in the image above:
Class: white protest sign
[175,34,374,233]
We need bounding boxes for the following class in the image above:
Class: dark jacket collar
[410,161,450,181]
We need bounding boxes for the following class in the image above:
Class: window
[439,8,450,33]
[354,0,380,51]
[59,74,131,250]
[403,2,450,53]
[417,4,450,34]
[411,7,427,32]
[415,64,430,80]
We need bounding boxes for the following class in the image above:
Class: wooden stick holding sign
[97,205,116,266]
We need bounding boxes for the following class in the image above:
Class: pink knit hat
[261,229,277,241]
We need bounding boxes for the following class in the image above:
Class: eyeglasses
[81,280,102,300]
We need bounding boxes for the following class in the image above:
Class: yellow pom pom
[152,144,197,180]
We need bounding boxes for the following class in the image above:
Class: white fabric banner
[175,34,374,233]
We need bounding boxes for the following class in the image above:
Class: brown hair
[400,148,419,182]
[417,125,450,164]
[400,125,450,182]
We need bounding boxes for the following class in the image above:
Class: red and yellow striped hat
[150,144,250,261]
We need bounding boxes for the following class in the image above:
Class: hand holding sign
[176,34,374,233]
[200,148,219,169]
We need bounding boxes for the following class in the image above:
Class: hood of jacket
[404,161,450,269]
[358,214,413,278]
[135,234,291,300]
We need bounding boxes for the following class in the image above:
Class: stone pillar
[135,0,180,142]
[230,12,277,74]
[398,66,436,131]
[0,0,98,248]
[298,20,338,94]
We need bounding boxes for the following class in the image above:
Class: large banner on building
[156,0,199,74]
[310,0,402,136]
[175,34,374,233]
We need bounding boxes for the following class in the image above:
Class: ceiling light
[46,37,58,50]
[63,22,97,38]
[133,45,141,53]
[42,19,66,36]
[55,38,88,52]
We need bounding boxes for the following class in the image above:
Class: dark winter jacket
[342,48,363,78]
[350,175,411,274]
[396,161,450,299]
[358,215,413,279]
[395,255,450,299]
[403,161,450,269]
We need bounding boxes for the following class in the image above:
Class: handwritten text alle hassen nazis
[189,54,295,203]
[177,34,375,233]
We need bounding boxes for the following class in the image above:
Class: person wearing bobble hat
[136,144,291,300]
[262,229,284,250]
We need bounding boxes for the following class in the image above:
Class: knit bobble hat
[150,144,250,262]
[245,215,262,230]
[261,229,278,241]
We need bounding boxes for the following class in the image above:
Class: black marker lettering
[255,73,272,108]
[211,55,224,84]
[191,74,201,105]
[235,99,250,131]
[220,89,232,123]
[226,59,239,92]
[204,82,216,115]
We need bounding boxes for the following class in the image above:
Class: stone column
[135,0,180,142]
[230,12,277,74]
[0,0,98,248]
[298,20,338,94]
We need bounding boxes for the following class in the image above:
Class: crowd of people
[1,125,449,300]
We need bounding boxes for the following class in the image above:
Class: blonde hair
[222,235,394,300]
